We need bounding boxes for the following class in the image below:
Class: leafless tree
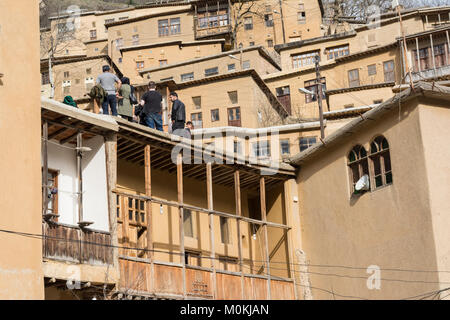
[230,0,266,49]
[323,0,449,25]
[40,1,88,98]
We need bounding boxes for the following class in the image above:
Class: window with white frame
[292,51,319,69]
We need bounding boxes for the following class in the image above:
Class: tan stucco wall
[417,100,450,292]
[278,14,425,71]
[167,74,281,129]
[0,0,44,299]
[85,40,108,57]
[143,48,280,84]
[265,47,401,119]
[121,42,223,84]
[296,98,446,299]
[108,10,195,65]
[50,57,116,101]
[42,6,190,59]
[234,0,323,50]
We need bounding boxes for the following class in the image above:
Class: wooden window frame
[211,108,220,122]
[348,69,360,88]
[44,168,59,220]
[347,145,370,194]
[383,60,395,83]
[299,136,317,152]
[292,51,319,69]
[244,16,253,30]
[326,45,349,60]
[280,139,290,155]
[227,107,241,127]
[368,64,377,76]
[158,19,169,37]
[369,136,393,190]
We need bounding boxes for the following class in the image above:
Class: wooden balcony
[42,222,113,266]
[119,257,295,300]
[196,25,231,39]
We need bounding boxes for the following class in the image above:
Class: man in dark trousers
[170,92,186,133]
[139,81,163,131]
[96,65,121,116]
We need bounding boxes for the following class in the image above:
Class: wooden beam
[234,170,245,299]
[118,142,142,157]
[206,162,217,299]
[60,131,79,145]
[144,145,155,294]
[177,153,186,298]
[260,177,271,299]
[48,127,68,140]
[117,145,144,160]
[42,121,49,215]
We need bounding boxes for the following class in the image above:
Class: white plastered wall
[46,135,109,231]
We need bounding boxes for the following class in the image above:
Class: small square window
[192,96,201,109]
[211,109,219,122]
[228,63,236,72]
[281,140,290,155]
[181,72,194,82]
[242,60,250,70]
[205,67,219,77]
[228,91,238,104]
[300,137,317,152]
[368,64,377,76]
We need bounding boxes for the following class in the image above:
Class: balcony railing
[196,25,231,38]
[407,64,450,82]
[43,222,113,266]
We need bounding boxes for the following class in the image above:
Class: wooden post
[144,145,155,293]
[416,37,421,73]
[104,133,119,279]
[206,162,217,299]
[177,153,187,298]
[76,132,83,223]
[234,170,245,299]
[42,121,49,215]
[260,177,271,299]
[283,180,299,300]
[430,34,436,71]
[446,31,450,65]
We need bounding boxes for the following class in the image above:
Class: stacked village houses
[0,0,449,299]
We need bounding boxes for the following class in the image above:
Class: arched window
[348,145,369,192]
[370,136,393,189]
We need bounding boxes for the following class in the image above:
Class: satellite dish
[355,174,370,191]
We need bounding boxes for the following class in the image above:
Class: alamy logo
[170,128,281,175]
[65,5,81,31]
[366,265,381,290]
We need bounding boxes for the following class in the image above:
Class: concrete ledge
[43,259,118,285]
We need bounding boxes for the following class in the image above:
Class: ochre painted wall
[296,99,444,299]
[0,0,44,299]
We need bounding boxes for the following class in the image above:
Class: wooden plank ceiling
[117,129,292,192]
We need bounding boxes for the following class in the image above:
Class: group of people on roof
[64,65,193,138]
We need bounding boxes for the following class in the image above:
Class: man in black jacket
[170,92,186,132]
